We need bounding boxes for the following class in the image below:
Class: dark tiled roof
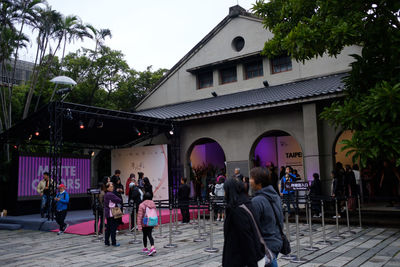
[135,73,346,120]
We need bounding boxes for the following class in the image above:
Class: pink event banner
[18,155,91,198]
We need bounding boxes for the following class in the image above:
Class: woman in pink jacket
[137,192,157,256]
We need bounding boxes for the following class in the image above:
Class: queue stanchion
[204,204,218,253]
[345,198,356,235]
[201,203,209,236]
[281,204,296,260]
[193,200,206,242]
[317,199,332,245]
[190,200,196,225]
[129,203,141,244]
[304,197,319,252]
[164,203,178,248]
[124,202,133,236]
[155,200,166,238]
[172,201,182,235]
[290,189,307,263]
[331,197,345,241]
[358,195,362,229]
[92,206,102,242]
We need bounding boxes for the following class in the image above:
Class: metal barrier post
[290,192,306,263]
[194,201,206,242]
[358,195,362,229]
[332,198,345,240]
[317,199,332,245]
[172,202,182,235]
[204,204,218,253]
[164,203,178,248]
[345,199,356,235]
[129,203,141,244]
[281,204,296,260]
[155,200,165,238]
[201,204,209,236]
[304,199,319,251]
[92,208,102,242]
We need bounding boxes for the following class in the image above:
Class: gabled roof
[136,5,262,108]
[135,73,347,120]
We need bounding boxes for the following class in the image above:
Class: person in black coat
[178,177,191,223]
[222,177,265,267]
[143,177,153,198]
[310,173,322,217]
[128,181,142,228]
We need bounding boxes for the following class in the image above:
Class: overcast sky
[19,0,257,71]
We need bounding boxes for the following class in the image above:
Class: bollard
[194,201,206,242]
[201,205,209,236]
[129,203,141,244]
[155,200,165,238]
[164,204,178,248]
[317,199,332,245]
[172,202,182,235]
[304,199,319,251]
[204,205,218,253]
[125,203,133,236]
[358,195,362,229]
[190,201,196,225]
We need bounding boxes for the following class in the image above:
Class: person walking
[104,182,122,247]
[37,172,52,218]
[178,177,191,223]
[137,192,157,256]
[250,167,283,267]
[214,177,225,221]
[54,184,69,235]
[222,177,266,267]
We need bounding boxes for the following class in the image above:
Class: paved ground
[0,219,399,267]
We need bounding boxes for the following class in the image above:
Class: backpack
[143,206,158,227]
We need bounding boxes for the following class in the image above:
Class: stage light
[263,80,269,87]
[89,150,95,157]
[35,128,40,136]
[28,134,33,142]
[169,124,174,135]
[79,121,85,129]
[133,127,141,136]
[13,145,18,149]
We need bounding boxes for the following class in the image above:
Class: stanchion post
[331,198,345,240]
[204,204,218,253]
[172,201,182,235]
[201,204,209,236]
[281,204,296,260]
[317,199,332,245]
[92,207,102,242]
[290,191,307,263]
[304,198,319,251]
[129,203,141,244]
[358,195,362,229]
[194,200,206,242]
[164,203,178,248]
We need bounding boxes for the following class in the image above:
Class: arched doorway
[187,138,226,200]
[250,130,304,180]
[334,130,357,167]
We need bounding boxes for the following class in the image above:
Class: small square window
[271,55,292,74]
[197,71,213,89]
[244,60,263,79]
[220,66,237,84]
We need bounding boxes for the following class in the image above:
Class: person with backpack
[54,184,69,235]
[137,192,157,256]
[214,177,225,221]
[250,167,283,267]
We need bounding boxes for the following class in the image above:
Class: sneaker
[63,224,69,233]
[148,247,156,256]
[112,243,120,247]
[220,218,224,222]
[142,248,149,253]
[57,231,63,235]
[313,215,319,218]
[332,215,341,219]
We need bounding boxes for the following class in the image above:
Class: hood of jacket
[215,184,224,190]
[255,185,281,204]
[141,199,156,209]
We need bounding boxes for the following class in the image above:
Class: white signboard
[111,144,169,201]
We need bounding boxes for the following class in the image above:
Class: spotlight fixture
[79,121,85,129]
[169,124,175,135]
[35,128,40,136]
[263,80,269,87]
[133,127,141,136]
[89,150,95,157]
[64,108,73,120]
[13,144,18,149]
[28,134,33,141]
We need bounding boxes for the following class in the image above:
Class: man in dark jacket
[178,177,191,223]
[250,167,283,267]
[128,181,142,228]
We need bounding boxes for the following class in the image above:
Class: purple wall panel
[18,155,91,198]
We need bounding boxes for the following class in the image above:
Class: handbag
[240,204,274,267]
[266,197,291,255]
[111,207,123,218]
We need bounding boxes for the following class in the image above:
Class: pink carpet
[52,209,205,235]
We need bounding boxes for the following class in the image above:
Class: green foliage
[253,0,400,166]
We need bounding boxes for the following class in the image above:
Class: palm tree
[22,4,62,119]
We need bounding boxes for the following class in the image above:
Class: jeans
[266,253,278,267]
[105,217,118,245]
[40,194,51,216]
[55,210,67,231]
[283,192,296,214]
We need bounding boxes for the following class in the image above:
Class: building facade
[135,6,360,194]
[0,59,34,86]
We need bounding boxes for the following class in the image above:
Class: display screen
[18,155,91,199]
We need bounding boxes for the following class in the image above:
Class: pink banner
[18,155,91,198]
